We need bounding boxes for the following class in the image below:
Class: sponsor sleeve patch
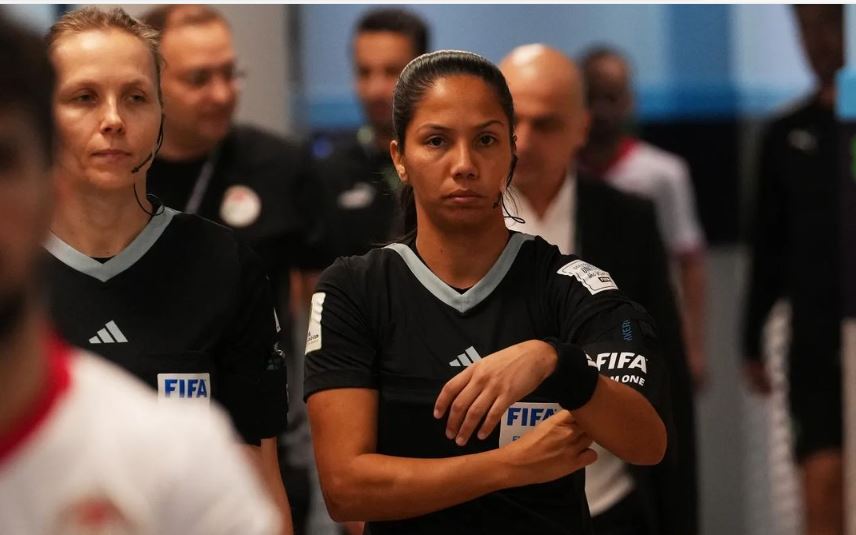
[557,259,618,294]
[305,292,326,354]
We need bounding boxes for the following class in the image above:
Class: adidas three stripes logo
[89,320,128,344]
[449,346,482,367]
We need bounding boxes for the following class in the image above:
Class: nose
[209,75,236,106]
[450,140,477,180]
[366,73,394,102]
[100,97,125,135]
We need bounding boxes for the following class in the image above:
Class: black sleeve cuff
[217,370,287,445]
[541,337,600,410]
[303,369,378,402]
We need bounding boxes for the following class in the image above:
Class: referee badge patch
[305,292,326,354]
[557,259,618,294]
[499,402,563,447]
[157,373,211,405]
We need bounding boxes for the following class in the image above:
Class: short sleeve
[303,258,379,399]
[545,254,668,416]
[216,240,288,444]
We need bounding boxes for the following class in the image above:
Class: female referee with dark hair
[304,49,669,534]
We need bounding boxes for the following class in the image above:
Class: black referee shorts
[788,357,842,462]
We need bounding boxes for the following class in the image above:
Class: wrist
[541,338,599,410]
[529,340,558,381]
[492,441,529,489]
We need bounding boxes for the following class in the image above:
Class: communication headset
[132,115,165,217]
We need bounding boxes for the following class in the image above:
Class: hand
[743,360,772,396]
[434,340,558,446]
[503,409,597,486]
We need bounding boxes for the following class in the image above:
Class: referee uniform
[305,233,669,534]
[45,204,288,445]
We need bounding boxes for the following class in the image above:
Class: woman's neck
[52,177,153,258]
[415,214,510,290]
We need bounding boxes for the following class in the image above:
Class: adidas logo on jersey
[449,346,481,367]
[88,321,128,345]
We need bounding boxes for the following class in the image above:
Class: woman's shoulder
[158,208,255,267]
[318,246,400,286]
[164,208,237,243]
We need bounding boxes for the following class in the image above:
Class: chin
[437,209,496,233]
[84,169,138,192]
[200,119,233,143]
[510,171,539,191]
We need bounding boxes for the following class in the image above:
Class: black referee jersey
[742,95,842,458]
[305,233,668,535]
[44,206,288,445]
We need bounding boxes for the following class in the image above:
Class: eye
[128,93,147,104]
[478,134,497,146]
[425,136,445,148]
[72,92,95,104]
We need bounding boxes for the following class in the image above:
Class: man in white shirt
[578,47,708,390]
[0,14,280,534]
[501,44,699,535]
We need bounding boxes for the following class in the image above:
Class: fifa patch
[594,352,648,387]
[499,402,562,447]
[157,373,211,405]
[557,259,618,294]
[305,292,326,354]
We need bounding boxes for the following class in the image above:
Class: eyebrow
[59,77,153,92]
[417,119,506,131]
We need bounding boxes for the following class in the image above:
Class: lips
[446,191,481,198]
[92,149,131,157]
[444,190,485,205]
[90,149,132,165]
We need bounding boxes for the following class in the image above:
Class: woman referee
[43,7,292,532]
[304,50,668,534]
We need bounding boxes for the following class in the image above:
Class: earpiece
[131,114,165,174]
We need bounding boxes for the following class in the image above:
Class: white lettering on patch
[305,292,326,354]
[499,402,563,447]
[557,259,618,294]
[594,352,648,374]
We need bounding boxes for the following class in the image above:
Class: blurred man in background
[313,8,430,257]
[141,5,328,533]
[579,47,708,391]
[743,5,845,534]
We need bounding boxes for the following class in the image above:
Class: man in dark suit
[501,44,698,535]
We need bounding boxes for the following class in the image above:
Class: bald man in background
[500,44,698,535]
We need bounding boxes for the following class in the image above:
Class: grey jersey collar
[385,232,534,314]
[45,207,178,283]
